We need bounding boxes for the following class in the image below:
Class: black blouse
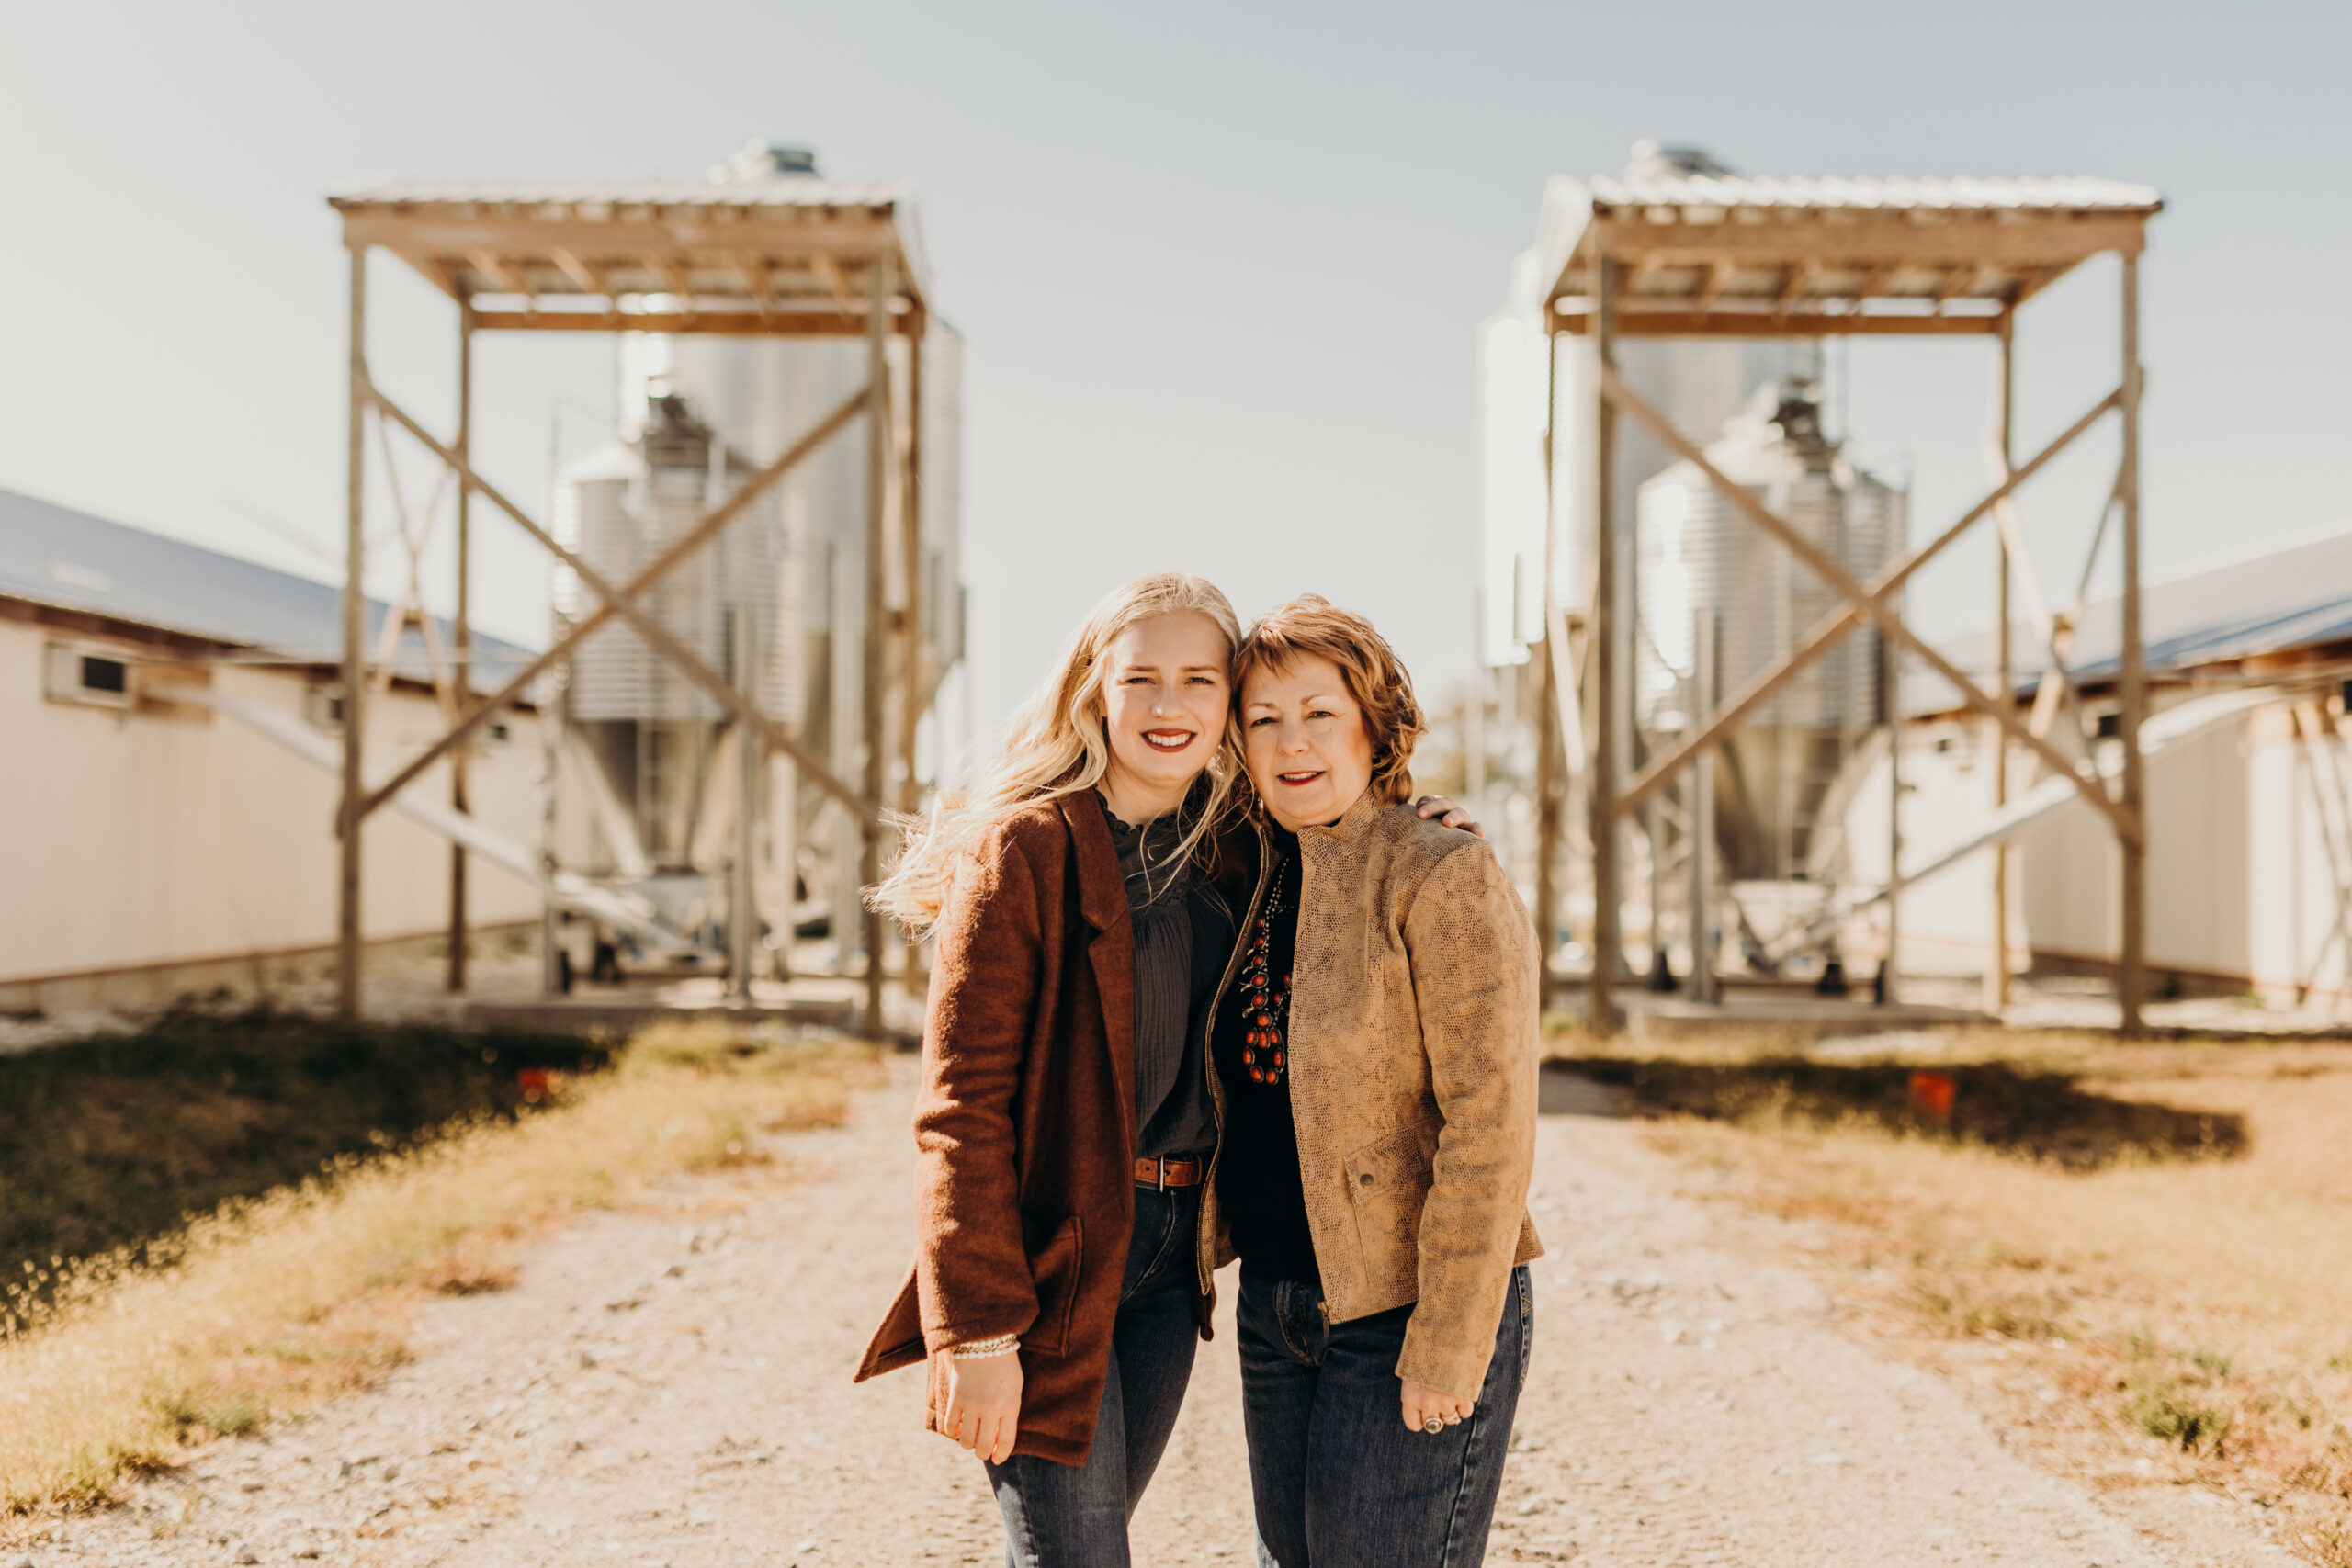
[1209,827,1319,1283]
[1102,795,1221,1158]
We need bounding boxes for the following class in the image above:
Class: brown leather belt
[1135,1155,1204,1190]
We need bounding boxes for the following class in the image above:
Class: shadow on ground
[0,1007,612,1292]
[1541,1057,2246,1171]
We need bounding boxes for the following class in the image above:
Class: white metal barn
[1853,528,2352,1008]
[0,487,547,1015]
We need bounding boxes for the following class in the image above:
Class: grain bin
[1635,383,1905,881]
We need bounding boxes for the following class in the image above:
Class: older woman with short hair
[1216,594,1542,1568]
[854,575,1480,1568]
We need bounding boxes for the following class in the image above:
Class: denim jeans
[1237,1263,1533,1568]
[983,1183,1202,1567]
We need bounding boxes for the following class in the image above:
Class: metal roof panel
[328,175,912,211]
[1583,174,2162,212]
[0,487,534,693]
[1907,526,2352,714]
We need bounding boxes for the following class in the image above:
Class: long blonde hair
[868,572,1245,933]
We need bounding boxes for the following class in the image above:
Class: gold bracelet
[948,1333,1021,1360]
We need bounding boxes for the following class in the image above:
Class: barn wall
[0,616,545,998]
[2245,710,2352,1003]
[1834,701,2351,1003]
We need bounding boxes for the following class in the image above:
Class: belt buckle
[1153,1156,1169,1192]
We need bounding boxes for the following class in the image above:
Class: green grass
[0,1007,609,1299]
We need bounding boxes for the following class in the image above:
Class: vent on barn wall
[43,642,133,710]
[305,683,345,732]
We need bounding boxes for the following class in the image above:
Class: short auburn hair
[1233,594,1426,806]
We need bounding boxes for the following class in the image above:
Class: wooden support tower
[1533,170,2162,1036]
[325,156,954,1039]
[1987,310,2015,1016]
[861,254,893,1042]
[1586,256,1620,1034]
[448,306,474,994]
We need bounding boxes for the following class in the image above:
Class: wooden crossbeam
[339,214,902,264]
[2027,467,2128,742]
[365,413,457,713]
[467,251,526,295]
[813,254,854,309]
[651,254,695,318]
[2007,265,2064,307]
[355,383,874,825]
[740,253,776,315]
[417,257,467,300]
[1582,215,2148,266]
[548,247,605,296]
[1601,367,2134,840]
[1847,262,1897,303]
[1984,437,2090,751]
[467,308,904,338]
[2287,703,2352,1000]
[1553,309,2002,338]
[1548,601,1591,854]
[1775,258,1822,309]
[1935,264,1980,303]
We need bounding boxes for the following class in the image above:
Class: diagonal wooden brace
[1615,380,2120,820]
[2028,463,2129,746]
[355,382,874,827]
[1600,367,2138,846]
[1617,385,2120,820]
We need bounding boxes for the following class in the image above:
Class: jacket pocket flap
[1342,1116,1442,1199]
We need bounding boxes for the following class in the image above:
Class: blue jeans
[1237,1264,1533,1568]
[983,1183,1203,1567]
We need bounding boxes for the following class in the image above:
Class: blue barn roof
[0,485,535,694]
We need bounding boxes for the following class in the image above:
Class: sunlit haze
[3,0,2342,758]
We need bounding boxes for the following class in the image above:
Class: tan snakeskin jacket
[1278,791,1544,1400]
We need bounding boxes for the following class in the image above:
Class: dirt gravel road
[22,1062,2295,1568]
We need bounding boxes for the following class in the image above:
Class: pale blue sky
[2,0,2342,737]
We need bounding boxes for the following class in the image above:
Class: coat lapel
[1057,789,1137,1152]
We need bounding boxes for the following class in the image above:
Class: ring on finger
[1420,1416,1445,1435]
[1443,1412,1463,1427]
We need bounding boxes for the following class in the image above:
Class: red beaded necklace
[1240,852,1295,1086]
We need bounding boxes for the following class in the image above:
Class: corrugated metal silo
[1635,384,1905,881]
[556,395,792,901]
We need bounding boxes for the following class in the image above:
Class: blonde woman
[854,573,1472,1567]
[1218,595,1541,1567]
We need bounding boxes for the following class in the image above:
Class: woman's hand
[1413,795,1486,839]
[1400,1377,1476,1433]
[939,1348,1023,1463]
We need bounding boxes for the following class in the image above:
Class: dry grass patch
[0,1021,876,1519]
[1553,1024,2352,1563]
[0,1009,614,1296]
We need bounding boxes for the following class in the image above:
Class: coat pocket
[1023,1215,1085,1357]
[1341,1116,1442,1273]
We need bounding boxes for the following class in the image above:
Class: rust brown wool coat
[854,789,1225,1466]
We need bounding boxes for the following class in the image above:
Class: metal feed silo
[1635,384,1905,882]
[541,142,969,976]
[552,392,798,949]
